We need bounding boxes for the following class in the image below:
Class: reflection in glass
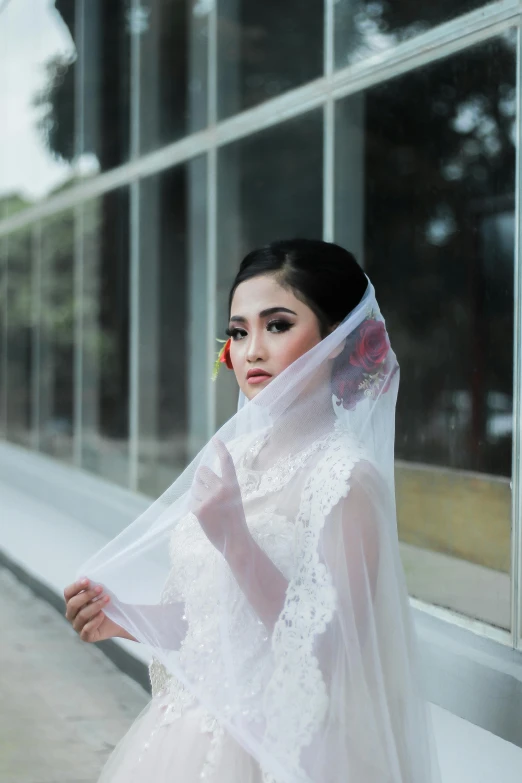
[216,110,323,424]
[0,0,76,212]
[0,240,6,438]
[336,36,516,629]
[82,0,131,172]
[5,230,34,448]
[138,159,207,496]
[39,211,75,461]
[81,189,130,487]
[217,0,323,120]
[139,0,208,153]
[335,0,488,68]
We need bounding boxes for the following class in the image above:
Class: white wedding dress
[96,422,435,783]
[98,427,366,782]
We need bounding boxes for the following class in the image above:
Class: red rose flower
[331,318,395,409]
[349,320,389,372]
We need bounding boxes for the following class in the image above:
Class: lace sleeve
[262,439,361,780]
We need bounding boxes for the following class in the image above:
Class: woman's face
[228,274,323,400]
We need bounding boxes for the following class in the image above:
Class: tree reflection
[360,34,516,475]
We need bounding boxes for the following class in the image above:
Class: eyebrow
[229,306,298,324]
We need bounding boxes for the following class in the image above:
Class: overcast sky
[0,0,75,204]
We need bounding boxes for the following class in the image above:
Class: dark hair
[228,239,368,336]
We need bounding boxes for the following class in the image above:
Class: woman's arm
[223,465,381,638]
[225,536,288,633]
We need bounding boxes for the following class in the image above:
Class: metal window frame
[323,0,335,242]
[512,24,522,649]
[0,0,521,650]
[73,203,84,468]
[206,1,218,437]
[30,222,42,454]
[0,235,8,435]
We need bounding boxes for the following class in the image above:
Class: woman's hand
[64,579,134,643]
[191,438,252,561]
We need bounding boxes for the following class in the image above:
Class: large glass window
[82,0,131,173]
[335,34,516,629]
[217,0,324,119]
[138,0,208,153]
[137,157,207,497]
[335,1,490,68]
[0,0,76,213]
[39,211,75,462]
[80,189,130,486]
[5,229,34,448]
[216,110,323,424]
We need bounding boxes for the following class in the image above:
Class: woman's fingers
[65,585,104,622]
[80,611,106,642]
[192,465,220,502]
[63,578,89,602]
[213,438,236,484]
[196,466,220,488]
[73,595,110,632]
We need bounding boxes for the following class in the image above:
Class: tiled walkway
[0,567,148,783]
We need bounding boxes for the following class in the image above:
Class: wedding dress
[83,282,440,783]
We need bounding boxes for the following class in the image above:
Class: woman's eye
[226,327,246,340]
[267,320,293,333]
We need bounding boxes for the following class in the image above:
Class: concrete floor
[0,567,148,783]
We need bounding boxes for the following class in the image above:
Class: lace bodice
[147,426,362,782]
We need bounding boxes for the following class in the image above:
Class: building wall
[0,1,521,647]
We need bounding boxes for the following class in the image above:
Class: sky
[0,0,76,204]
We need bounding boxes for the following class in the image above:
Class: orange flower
[212,338,233,380]
[220,337,233,369]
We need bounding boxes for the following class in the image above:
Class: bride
[64,239,440,783]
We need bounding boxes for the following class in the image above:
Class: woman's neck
[253,396,336,470]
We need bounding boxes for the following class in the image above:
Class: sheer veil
[79,281,440,783]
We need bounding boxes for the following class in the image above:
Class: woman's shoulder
[320,422,368,467]
[308,426,383,505]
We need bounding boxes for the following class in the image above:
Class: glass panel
[137,157,208,496]
[0,0,76,213]
[80,189,130,487]
[335,1,489,68]
[335,35,516,630]
[216,110,323,424]
[39,211,75,462]
[5,229,34,447]
[82,0,131,172]
[217,0,324,120]
[139,0,208,153]
[0,240,6,438]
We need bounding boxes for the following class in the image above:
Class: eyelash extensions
[225,320,294,340]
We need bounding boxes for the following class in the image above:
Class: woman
[64,239,439,783]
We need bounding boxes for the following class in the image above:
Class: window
[4,229,34,448]
[138,0,208,152]
[335,34,516,629]
[216,110,324,424]
[39,211,75,461]
[137,157,208,496]
[217,0,324,119]
[80,189,130,486]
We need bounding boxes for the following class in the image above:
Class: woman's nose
[246,331,268,362]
